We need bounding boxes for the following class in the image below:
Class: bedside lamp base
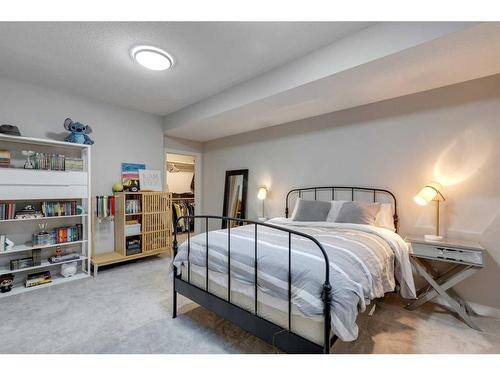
[424,234,444,242]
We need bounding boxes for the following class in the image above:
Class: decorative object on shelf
[112,182,124,193]
[54,246,63,258]
[25,270,52,288]
[61,262,77,277]
[414,182,446,241]
[121,163,145,191]
[10,256,34,270]
[0,273,14,293]
[0,149,11,168]
[64,157,84,171]
[22,150,35,169]
[0,124,21,136]
[32,223,51,246]
[76,205,84,215]
[63,118,94,145]
[257,186,268,220]
[5,237,14,251]
[139,169,162,192]
[15,205,43,219]
[0,237,14,252]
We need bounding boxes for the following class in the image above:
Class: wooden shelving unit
[0,134,92,298]
[91,191,172,276]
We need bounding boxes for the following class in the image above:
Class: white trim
[435,296,500,319]
[164,146,202,232]
[0,133,90,149]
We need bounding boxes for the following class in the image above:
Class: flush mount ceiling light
[130,45,173,71]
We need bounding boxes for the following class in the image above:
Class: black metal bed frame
[172,186,398,354]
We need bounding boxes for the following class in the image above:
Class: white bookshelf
[0,134,92,298]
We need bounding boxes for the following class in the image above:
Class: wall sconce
[414,182,446,241]
[257,186,268,220]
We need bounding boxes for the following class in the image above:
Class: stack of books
[32,153,65,171]
[54,224,83,243]
[64,158,84,171]
[48,252,80,264]
[32,224,83,246]
[25,271,52,288]
[0,203,16,220]
[0,150,10,168]
[41,201,77,217]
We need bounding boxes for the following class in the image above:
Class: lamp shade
[414,182,443,206]
[257,187,267,200]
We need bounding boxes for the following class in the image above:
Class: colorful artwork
[121,163,146,191]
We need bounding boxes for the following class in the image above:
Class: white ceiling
[164,22,500,141]
[0,22,373,115]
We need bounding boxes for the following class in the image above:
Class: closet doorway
[166,152,196,244]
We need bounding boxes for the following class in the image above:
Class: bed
[171,186,416,354]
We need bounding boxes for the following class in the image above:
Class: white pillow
[374,203,396,231]
[326,200,347,222]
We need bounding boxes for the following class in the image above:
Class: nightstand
[406,236,485,330]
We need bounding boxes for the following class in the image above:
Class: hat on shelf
[0,124,21,136]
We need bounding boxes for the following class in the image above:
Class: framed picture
[139,169,162,192]
[121,163,146,191]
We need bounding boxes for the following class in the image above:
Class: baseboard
[435,296,500,319]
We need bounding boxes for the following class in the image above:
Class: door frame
[164,147,202,228]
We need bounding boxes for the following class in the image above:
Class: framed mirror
[222,169,248,229]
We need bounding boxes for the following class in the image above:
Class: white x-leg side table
[405,236,485,331]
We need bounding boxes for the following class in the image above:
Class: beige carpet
[1,255,499,354]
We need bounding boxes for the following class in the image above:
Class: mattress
[173,218,415,342]
[181,263,326,346]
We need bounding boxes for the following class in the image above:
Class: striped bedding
[172,218,415,341]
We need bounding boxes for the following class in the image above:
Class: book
[25,271,52,288]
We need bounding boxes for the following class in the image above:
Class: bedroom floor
[1,255,500,354]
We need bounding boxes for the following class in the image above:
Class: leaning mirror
[222,169,248,229]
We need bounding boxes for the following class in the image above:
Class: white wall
[0,77,165,251]
[203,74,500,312]
[0,77,165,196]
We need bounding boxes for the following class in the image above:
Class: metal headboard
[285,186,398,231]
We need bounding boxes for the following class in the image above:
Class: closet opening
[166,153,196,244]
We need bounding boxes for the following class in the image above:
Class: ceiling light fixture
[130,45,173,71]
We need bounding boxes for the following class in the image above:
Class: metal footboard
[171,215,334,354]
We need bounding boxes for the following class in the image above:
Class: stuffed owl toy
[63,118,94,145]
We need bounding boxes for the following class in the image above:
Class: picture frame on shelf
[139,169,162,192]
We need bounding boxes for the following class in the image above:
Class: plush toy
[63,118,94,145]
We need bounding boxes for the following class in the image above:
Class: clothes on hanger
[172,200,195,233]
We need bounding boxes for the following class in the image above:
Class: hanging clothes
[172,200,195,233]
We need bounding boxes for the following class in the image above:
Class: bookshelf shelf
[0,272,90,299]
[1,240,88,255]
[0,134,91,298]
[0,255,87,276]
[0,214,87,223]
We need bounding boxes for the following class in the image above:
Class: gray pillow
[335,201,381,225]
[291,199,332,222]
